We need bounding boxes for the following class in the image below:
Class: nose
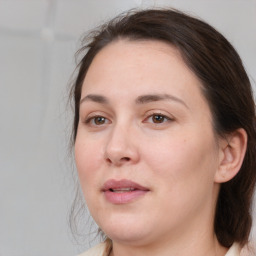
[104,124,139,166]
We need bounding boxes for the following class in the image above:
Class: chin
[97,216,151,245]
[105,229,150,246]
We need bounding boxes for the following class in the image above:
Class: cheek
[143,130,218,188]
[74,138,103,189]
[151,137,219,214]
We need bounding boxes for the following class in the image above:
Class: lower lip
[104,190,148,204]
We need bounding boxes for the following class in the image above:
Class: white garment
[78,242,243,256]
[78,243,107,256]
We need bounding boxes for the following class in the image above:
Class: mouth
[102,179,150,204]
[110,187,136,193]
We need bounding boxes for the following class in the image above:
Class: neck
[109,235,228,256]
[109,209,228,256]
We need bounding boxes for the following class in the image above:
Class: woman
[70,9,256,256]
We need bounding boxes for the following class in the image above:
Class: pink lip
[102,179,149,204]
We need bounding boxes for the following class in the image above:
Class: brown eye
[93,116,106,125]
[152,114,166,123]
[85,115,110,126]
[143,113,173,125]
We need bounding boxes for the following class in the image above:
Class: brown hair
[70,8,256,247]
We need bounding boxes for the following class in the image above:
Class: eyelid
[83,112,112,126]
[143,111,175,124]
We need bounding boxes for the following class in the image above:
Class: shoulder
[225,243,241,256]
[225,243,255,256]
[78,243,107,256]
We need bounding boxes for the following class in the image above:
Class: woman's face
[75,40,222,246]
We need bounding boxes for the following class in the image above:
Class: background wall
[0,0,255,255]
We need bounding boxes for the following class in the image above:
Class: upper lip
[102,179,149,192]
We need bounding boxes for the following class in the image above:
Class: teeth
[111,188,135,193]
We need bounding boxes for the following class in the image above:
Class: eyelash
[143,113,173,124]
[84,115,111,126]
[83,112,174,127]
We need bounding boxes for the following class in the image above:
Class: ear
[214,128,247,183]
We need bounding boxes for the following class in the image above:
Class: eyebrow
[80,93,188,108]
[135,94,188,108]
[80,94,109,104]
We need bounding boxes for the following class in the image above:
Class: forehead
[84,39,186,86]
[81,39,207,110]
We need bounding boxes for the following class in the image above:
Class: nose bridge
[105,119,138,165]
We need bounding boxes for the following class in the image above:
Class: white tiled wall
[0,1,255,255]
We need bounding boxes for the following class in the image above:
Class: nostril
[121,157,130,161]
[105,156,131,165]
[106,158,112,164]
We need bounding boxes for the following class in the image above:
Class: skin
[75,40,231,256]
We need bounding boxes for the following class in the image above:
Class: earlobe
[214,128,247,183]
